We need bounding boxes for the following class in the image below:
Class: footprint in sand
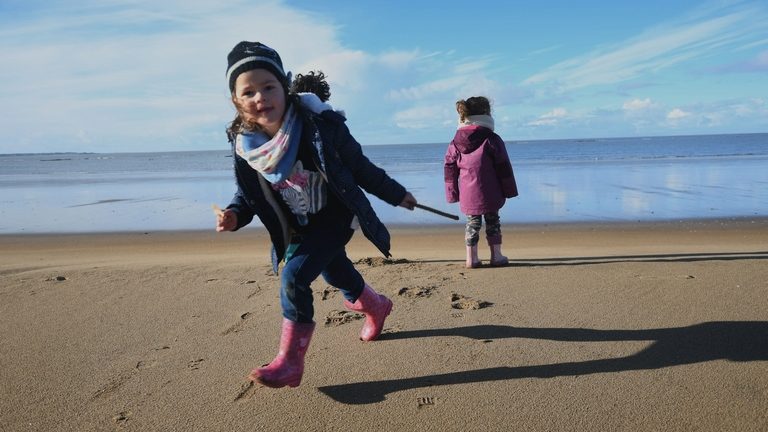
[246,287,261,299]
[321,286,340,300]
[355,257,410,266]
[92,371,134,400]
[222,312,253,335]
[92,344,173,400]
[324,310,363,327]
[450,292,493,310]
[397,285,437,298]
[187,358,204,370]
[113,411,131,425]
[234,381,257,402]
[417,397,437,408]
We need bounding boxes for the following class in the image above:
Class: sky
[0,0,767,154]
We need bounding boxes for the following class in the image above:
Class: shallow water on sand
[1,133,766,233]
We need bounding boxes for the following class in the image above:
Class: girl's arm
[325,112,407,206]
[444,144,460,203]
[489,135,519,198]
[225,157,256,230]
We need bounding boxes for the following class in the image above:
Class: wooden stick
[211,204,225,217]
[414,203,460,220]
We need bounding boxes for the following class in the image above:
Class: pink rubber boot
[248,318,315,388]
[466,245,481,268]
[490,244,509,266]
[343,284,393,341]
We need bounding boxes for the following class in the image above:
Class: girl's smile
[233,69,286,137]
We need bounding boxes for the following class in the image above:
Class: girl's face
[232,68,286,137]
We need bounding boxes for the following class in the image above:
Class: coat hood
[451,126,494,154]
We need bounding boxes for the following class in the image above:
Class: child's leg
[250,226,354,388]
[465,215,482,268]
[484,212,508,266]
[322,254,392,341]
[280,227,355,322]
[321,250,364,302]
[248,318,314,388]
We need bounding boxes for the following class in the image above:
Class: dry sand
[1,219,767,431]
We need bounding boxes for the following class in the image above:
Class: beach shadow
[410,251,768,267]
[512,251,768,266]
[317,321,768,404]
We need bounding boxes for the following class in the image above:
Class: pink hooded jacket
[444,125,518,215]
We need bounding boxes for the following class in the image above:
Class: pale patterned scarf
[235,104,302,184]
[459,114,495,131]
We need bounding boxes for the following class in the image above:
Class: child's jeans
[280,225,364,323]
[465,212,502,246]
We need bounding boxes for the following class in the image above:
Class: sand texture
[1,220,767,431]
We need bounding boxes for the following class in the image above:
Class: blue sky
[1,0,766,154]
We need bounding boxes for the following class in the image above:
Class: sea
[1,133,767,234]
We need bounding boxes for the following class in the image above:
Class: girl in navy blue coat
[216,41,417,388]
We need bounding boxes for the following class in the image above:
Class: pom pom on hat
[226,41,288,92]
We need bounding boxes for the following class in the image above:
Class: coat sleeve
[444,143,460,203]
[227,152,256,230]
[489,135,519,198]
[324,112,407,206]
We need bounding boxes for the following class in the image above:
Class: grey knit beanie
[226,41,288,92]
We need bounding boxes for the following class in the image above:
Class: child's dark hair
[456,96,491,122]
[291,70,331,102]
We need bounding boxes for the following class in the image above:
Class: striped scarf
[235,104,302,184]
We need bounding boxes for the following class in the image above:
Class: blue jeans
[280,225,364,323]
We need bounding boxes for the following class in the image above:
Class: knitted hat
[226,41,288,92]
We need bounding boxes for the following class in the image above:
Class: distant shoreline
[1,131,765,156]
[2,216,766,238]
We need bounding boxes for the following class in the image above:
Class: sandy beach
[1,219,767,431]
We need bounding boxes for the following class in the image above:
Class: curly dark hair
[291,70,331,102]
[456,96,491,122]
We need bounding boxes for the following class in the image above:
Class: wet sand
[1,219,767,431]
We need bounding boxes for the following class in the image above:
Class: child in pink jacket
[444,96,518,268]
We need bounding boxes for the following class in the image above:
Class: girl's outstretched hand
[213,204,238,232]
[399,192,417,210]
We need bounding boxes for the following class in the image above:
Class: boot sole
[253,376,301,388]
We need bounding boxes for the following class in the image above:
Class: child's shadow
[317,321,768,404]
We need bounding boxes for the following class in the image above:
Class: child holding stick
[216,41,417,388]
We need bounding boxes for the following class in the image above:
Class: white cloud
[523,3,768,91]
[623,98,655,111]
[393,105,448,129]
[376,50,421,70]
[667,108,691,120]
[0,2,300,150]
[0,0,443,152]
[528,108,568,126]
[387,76,468,101]
[2,0,520,151]
[453,59,491,75]
[737,37,768,51]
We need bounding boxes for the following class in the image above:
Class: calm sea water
[1,133,767,234]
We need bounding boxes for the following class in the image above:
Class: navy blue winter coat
[226,107,407,272]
